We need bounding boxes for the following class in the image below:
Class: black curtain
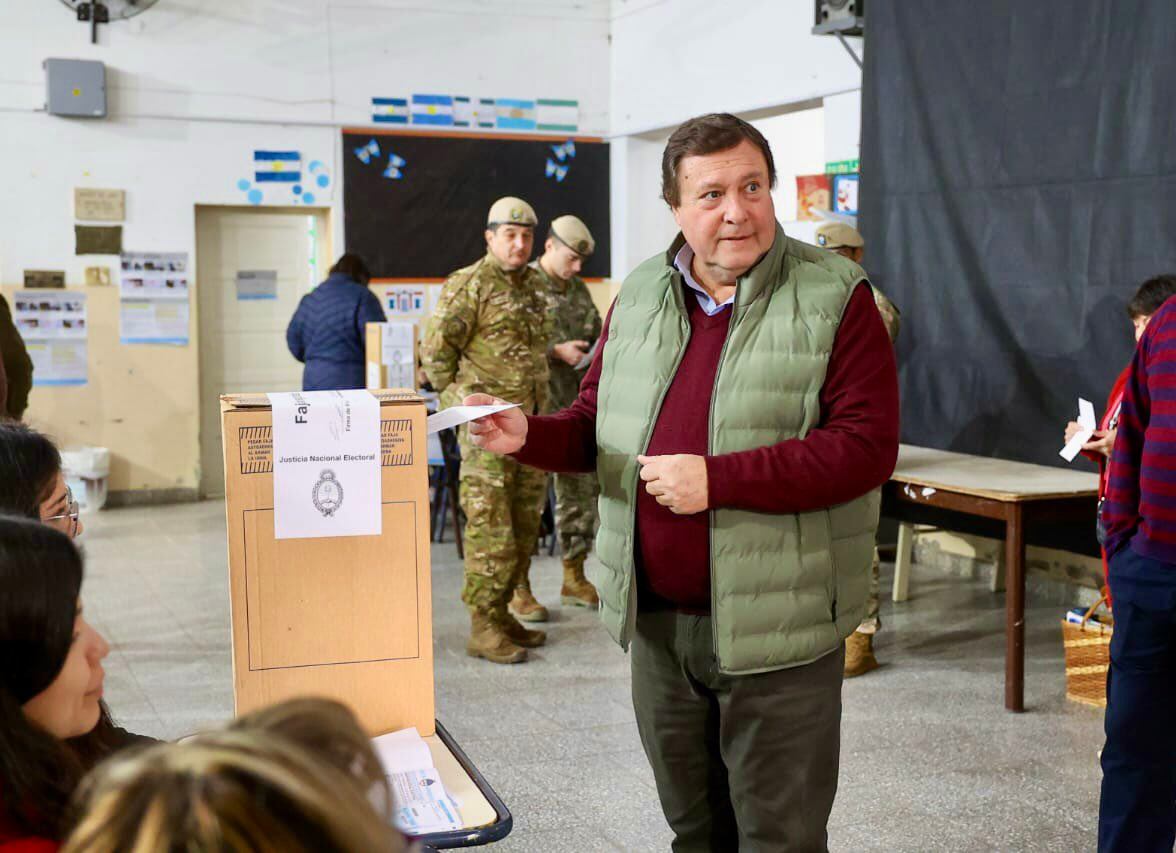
[860,1,1176,465]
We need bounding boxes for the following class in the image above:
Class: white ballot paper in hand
[1059,397,1098,463]
[373,728,462,835]
[427,402,519,435]
[267,390,381,539]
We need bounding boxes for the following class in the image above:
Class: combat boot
[560,556,599,608]
[844,630,879,678]
[500,612,547,648]
[510,582,549,623]
[466,613,527,664]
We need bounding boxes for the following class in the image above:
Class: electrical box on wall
[45,58,106,117]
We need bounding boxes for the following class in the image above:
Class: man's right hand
[1064,420,1085,444]
[465,393,528,454]
[552,340,589,366]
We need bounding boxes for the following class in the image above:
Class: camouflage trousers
[856,547,882,634]
[554,471,599,562]
[459,444,548,617]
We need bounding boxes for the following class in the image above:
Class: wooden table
[883,445,1099,712]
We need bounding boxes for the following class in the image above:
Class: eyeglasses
[44,487,80,534]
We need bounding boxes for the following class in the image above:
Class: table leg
[893,521,915,602]
[1004,504,1026,712]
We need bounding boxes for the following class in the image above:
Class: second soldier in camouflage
[522,215,603,617]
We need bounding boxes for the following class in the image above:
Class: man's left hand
[636,454,708,515]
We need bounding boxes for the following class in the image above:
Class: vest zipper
[707,284,741,670]
[625,281,692,647]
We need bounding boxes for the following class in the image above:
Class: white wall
[606,0,861,279]
[609,0,861,136]
[0,0,610,493]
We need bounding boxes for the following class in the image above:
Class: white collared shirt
[673,244,735,316]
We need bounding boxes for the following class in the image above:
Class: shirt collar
[673,244,735,316]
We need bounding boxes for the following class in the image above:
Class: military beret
[487,196,537,227]
[814,221,864,250]
[550,214,595,257]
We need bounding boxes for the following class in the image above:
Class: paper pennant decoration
[354,139,380,164]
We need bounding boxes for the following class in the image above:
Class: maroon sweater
[514,281,900,611]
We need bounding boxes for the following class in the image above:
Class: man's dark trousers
[631,609,843,853]
[1099,545,1176,852]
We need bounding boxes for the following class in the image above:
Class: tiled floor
[80,500,1104,851]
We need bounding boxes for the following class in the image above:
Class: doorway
[195,205,331,497]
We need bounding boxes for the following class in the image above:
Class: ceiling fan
[58,0,161,44]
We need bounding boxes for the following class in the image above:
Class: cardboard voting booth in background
[366,321,419,391]
[220,390,434,736]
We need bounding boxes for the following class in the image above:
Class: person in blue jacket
[286,254,386,391]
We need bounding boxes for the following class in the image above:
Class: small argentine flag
[537,99,579,133]
[412,94,455,126]
[496,98,536,130]
[254,151,301,183]
[372,97,409,124]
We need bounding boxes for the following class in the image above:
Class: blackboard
[342,130,611,280]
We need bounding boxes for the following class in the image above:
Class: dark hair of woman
[1126,274,1176,320]
[329,253,372,286]
[0,517,123,840]
[0,422,61,520]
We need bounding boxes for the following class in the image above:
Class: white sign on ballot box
[267,390,382,540]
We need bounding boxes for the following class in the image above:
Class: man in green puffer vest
[465,114,900,850]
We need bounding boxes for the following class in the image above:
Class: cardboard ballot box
[220,390,434,736]
[366,321,419,391]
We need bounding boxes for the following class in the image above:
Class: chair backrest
[438,428,462,480]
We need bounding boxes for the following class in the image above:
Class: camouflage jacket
[422,253,552,414]
[531,261,602,412]
[871,285,901,344]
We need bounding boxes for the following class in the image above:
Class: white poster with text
[267,390,382,539]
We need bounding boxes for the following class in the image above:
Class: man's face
[543,238,585,280]
[833,245,864,264]
[485,224,534,271]
[671,139,776,283]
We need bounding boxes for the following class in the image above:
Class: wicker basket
[1061,594,1113,708]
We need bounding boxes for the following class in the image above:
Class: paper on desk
[373,727,433,772]
[373,728,463,834]
[1059,398,1097,463]
[426,403,519,435]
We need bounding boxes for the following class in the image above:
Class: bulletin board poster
[13,290,88,386]
[119,252,190,345]
[796,174,832,221]
[833,173,860,216]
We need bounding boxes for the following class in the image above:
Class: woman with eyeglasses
[0,423,82,539]
[0,426,151,852]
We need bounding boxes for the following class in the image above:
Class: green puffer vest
[591,225,881,674]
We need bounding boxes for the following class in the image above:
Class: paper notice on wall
[74,187,125,222]
[1059,398,1097,462]
[119,252,189,301]
[382,322,416,389]
[236,269,278,301]
[12,291,88,386]
[267,390,382,539]
[120,299,190,345]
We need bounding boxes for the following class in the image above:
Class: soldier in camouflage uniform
[512,215,604,621]
[421,197,553,664]
[816,221,900,677]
